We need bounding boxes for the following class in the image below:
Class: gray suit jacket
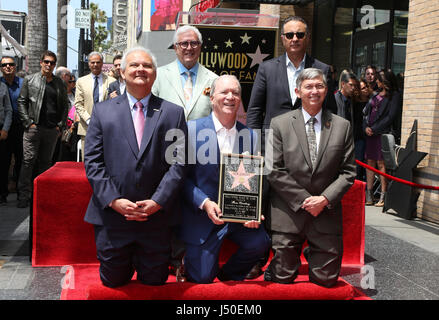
[152,60,218,121]
[267,108,356,234]
[0,82,12,132]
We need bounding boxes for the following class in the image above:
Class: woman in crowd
[363,69,400,206]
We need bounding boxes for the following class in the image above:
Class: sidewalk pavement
[1,193,438,300]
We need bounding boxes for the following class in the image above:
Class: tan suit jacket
[267,108,356,235]
[151,60,218,121]
[75,73,116,136]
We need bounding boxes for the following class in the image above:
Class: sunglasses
[42,60,56,66]
[282,32,306,40]
[1,62,15,67]
[176,41,201,49]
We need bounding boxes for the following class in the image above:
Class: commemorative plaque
[218,153,263,223]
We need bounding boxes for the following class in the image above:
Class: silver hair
[120,47,158,71]
[296,68,327,89]
[173,25,203,45]
[210,74,241,97]
[281,16,309,35]
[88,51,103,61]
[55,66,71,78]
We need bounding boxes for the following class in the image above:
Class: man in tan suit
[152,25,218,121]
[264,68,356,288]
[75,52,116,160]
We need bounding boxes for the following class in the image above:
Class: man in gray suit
[152,25,218,121]
[264,68,356,288]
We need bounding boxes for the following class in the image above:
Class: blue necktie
[93,76,99,104]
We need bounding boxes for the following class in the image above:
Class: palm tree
[90,2,107,52]
[26,0,48,73]
[57,0,69,68]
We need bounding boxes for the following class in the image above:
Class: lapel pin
[325,121,331,129]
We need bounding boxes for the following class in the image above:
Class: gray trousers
[17,125,59,201]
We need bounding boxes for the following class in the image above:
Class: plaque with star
[218,153,264,223]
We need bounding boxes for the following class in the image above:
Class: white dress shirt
[286,53,306,104]
[199,112,238,209]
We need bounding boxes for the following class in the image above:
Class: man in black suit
[245,16,336,278]
[108,54,125,98]
[247,16,336,142]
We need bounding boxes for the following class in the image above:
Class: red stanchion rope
[355,160,439,191]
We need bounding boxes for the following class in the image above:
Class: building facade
[126,0,439,223]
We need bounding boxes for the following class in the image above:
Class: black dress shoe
[303,246,310,262]
[245,262,264,279]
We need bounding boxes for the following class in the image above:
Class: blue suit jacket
[180,114,257,245]
[84,93,187,230]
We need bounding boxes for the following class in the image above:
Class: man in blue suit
[84,47,187,288]
[180,75,270,284]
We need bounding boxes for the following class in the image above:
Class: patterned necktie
[307,117,317,168]
[93,76,99,104]
[134,101,145,148]
[183,71,193,108]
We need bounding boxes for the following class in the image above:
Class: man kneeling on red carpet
[179,75,270,283]
[83,47,187,288]
[264,68,356,288]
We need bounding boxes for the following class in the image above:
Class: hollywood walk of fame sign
[218,153,264,223]
[194,25,278,112]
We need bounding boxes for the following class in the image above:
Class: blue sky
[1,0,113,71]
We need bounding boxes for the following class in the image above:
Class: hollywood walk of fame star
[228,160,256,191]
[247,45,270,68]
[225,39,234,48]
[240,33,252,44]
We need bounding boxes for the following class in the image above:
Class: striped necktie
[307,117,317,168]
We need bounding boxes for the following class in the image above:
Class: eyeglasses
[282,32,306,40]
[176,41,201,49]
[1,62,15,68]
[42,60,56,66]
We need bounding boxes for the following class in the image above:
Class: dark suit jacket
[108,80,122,96]
[84,93,187,230]
[247,54,336,136]
[267,108,356,234]
[180,114,257,245]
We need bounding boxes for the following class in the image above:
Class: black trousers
[94,225,172,288]
[0,120,23,197]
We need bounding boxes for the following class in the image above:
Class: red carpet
[32,162,365,267]
[60,264,368,300]
[32,162,369,300]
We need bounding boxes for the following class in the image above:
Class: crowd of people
[0,16,403,289]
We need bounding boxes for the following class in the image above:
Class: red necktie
[134,101,145,148]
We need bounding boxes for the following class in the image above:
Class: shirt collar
[126,91,151,111]
[177,59,199,76]
[211,112,237,134]
[92,73,103,80]
[1,76,20,87]
[285,53,306,71]
[301,107,322,126]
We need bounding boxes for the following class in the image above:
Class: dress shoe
[17,200,29,208]
[303,246,310,262]
[245,261,264,279]
[170,264,186,282]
